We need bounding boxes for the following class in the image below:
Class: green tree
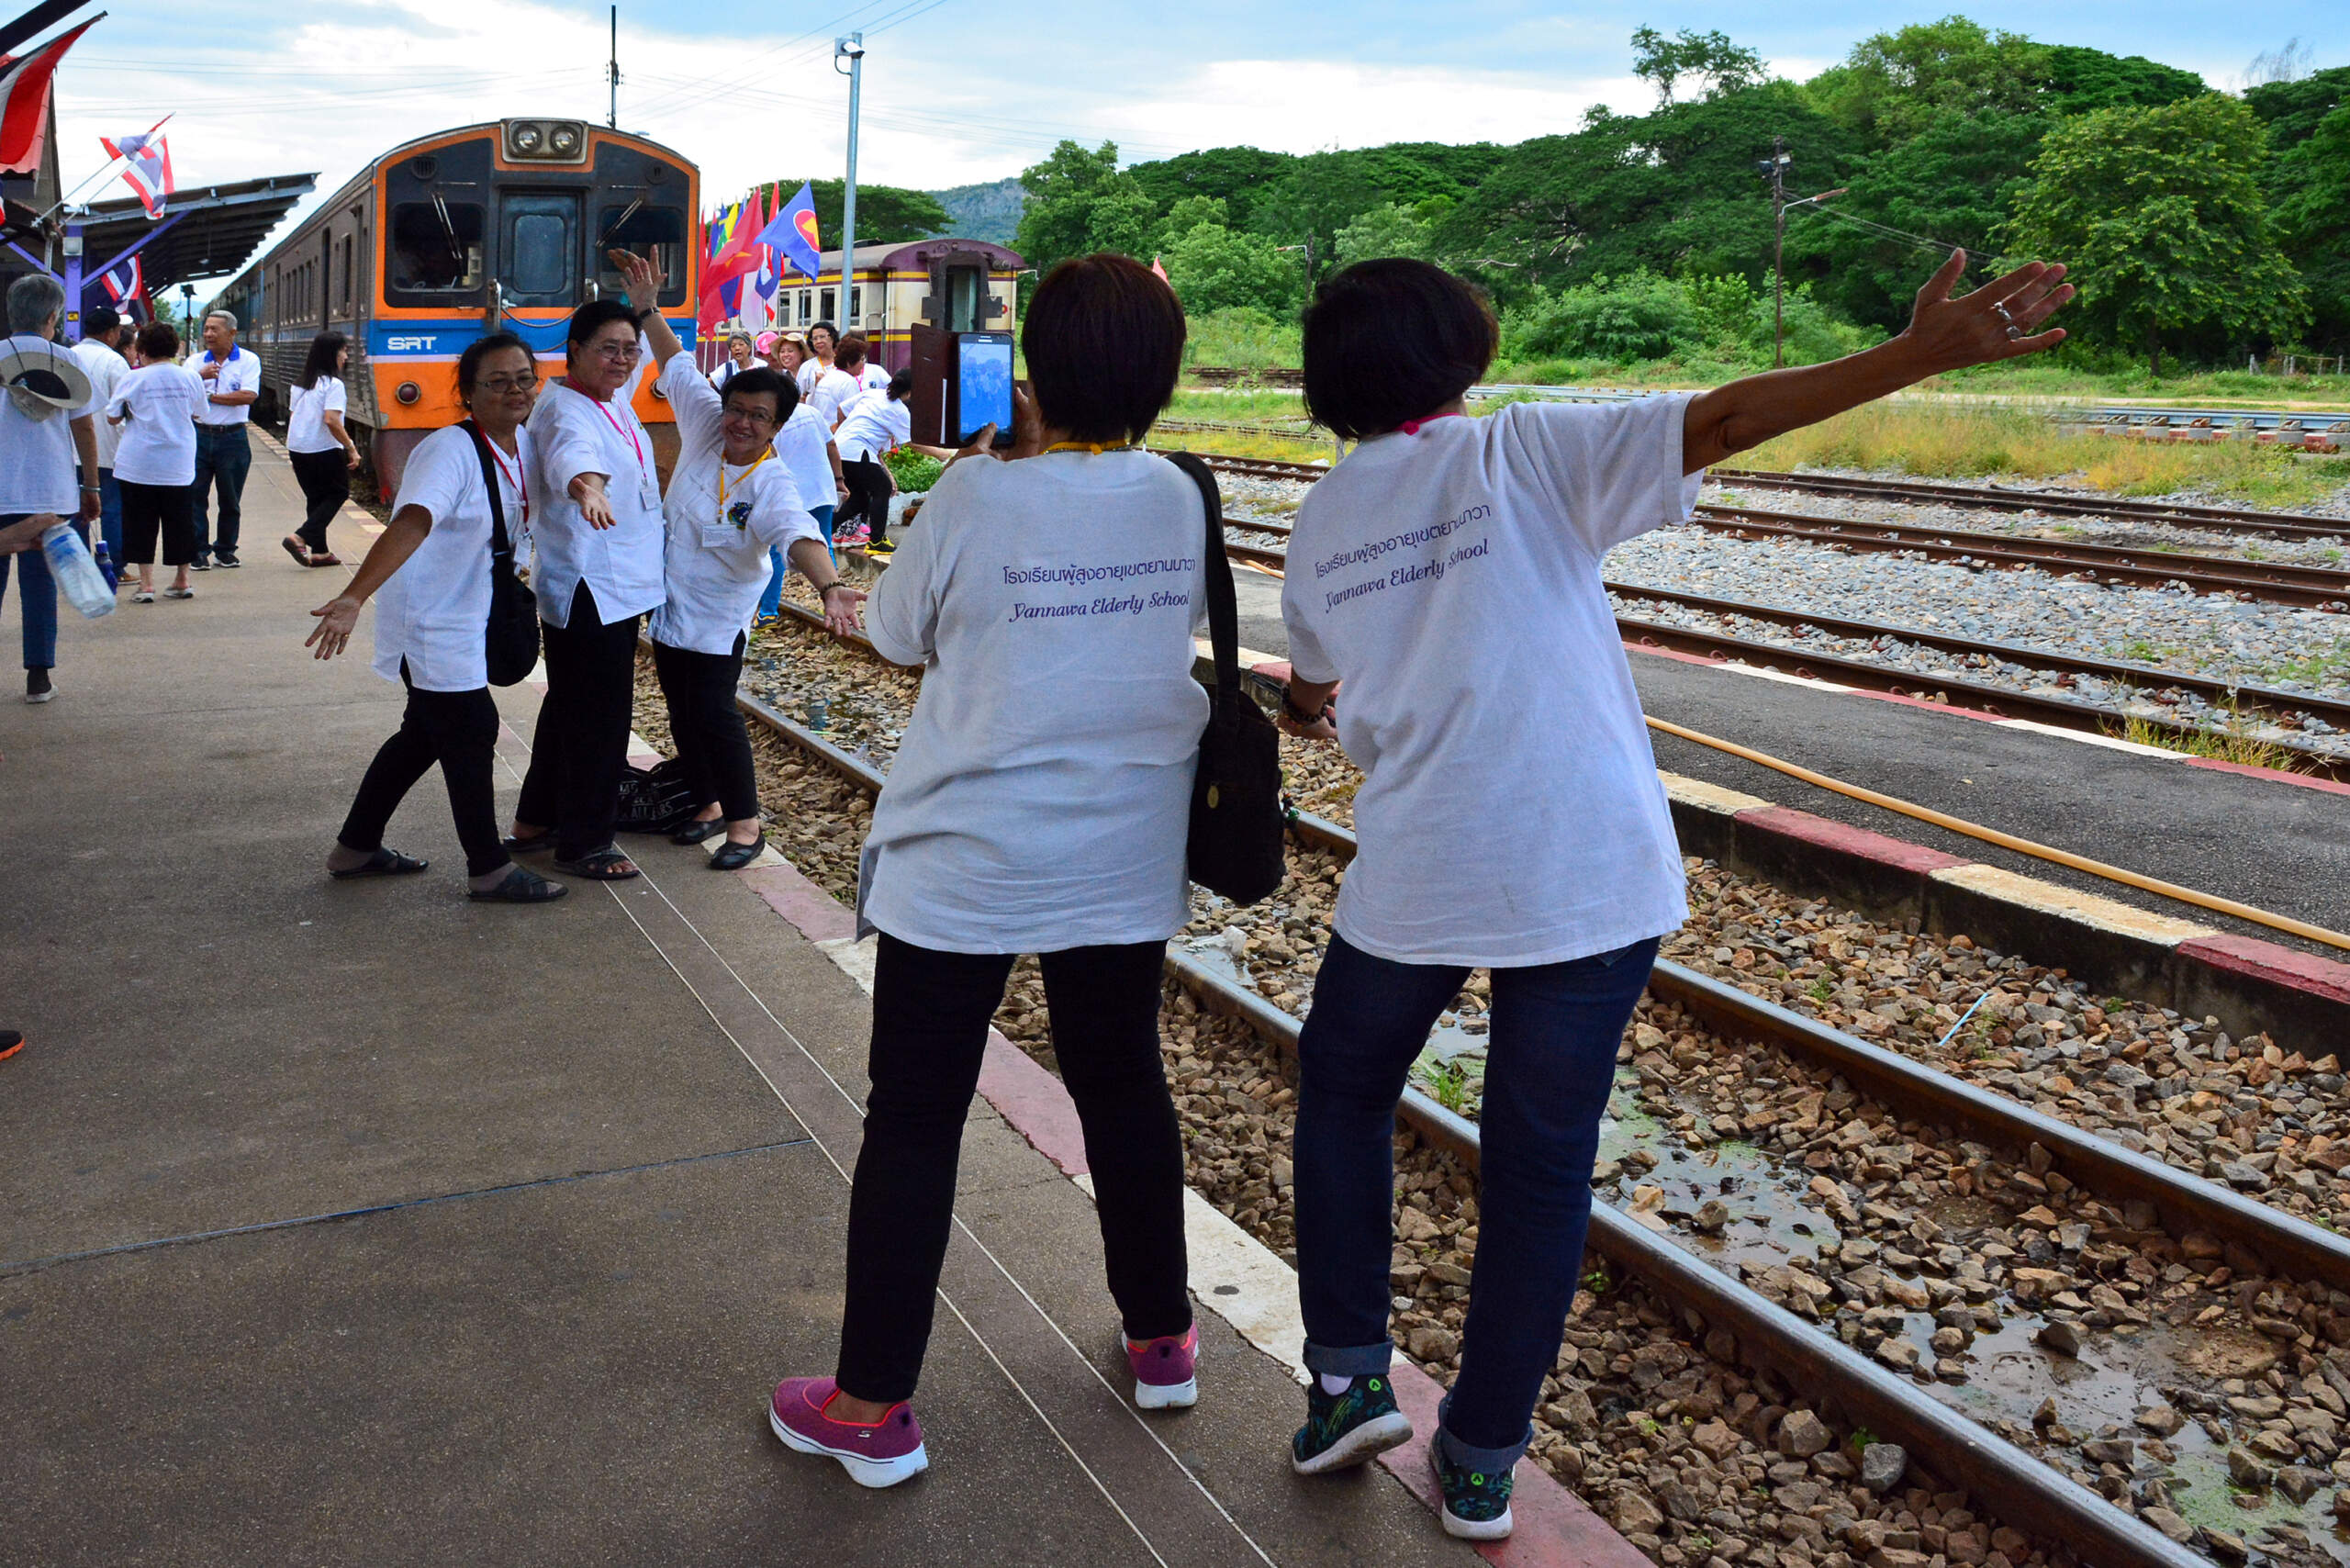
[1804,17,2051,145]
[2038,45,2205,116]
[746,180,949,246]
[1014,141,1133,274]
[2268,104,2350,352]
[2003,95,2309,372]
[1126,146,1296,231]
[1631,27,1767,107]
[2244,64,2350,150]
[1162,218,1304,316]
[1334,201,1437,263]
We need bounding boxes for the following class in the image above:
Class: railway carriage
[745,238,1021,372]
[217,118,700,497]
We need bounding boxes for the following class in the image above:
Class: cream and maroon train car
[748,238,1020,370]
[218,118,699,496]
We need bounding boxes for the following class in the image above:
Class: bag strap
[459,418,514,569]
[1162,450,1237,704]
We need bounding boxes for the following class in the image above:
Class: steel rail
[721,661,2221,1568]
[1685,507,2350,610]
[1707,468,2350,541]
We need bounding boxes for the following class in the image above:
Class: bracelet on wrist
[1281,692,1330,726]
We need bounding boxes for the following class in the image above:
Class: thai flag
[102,118,173,218]
[0,18,95,177]
[100,255,145,322]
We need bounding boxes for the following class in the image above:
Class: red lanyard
[484,439,529,531]
[592,397,646,477]
[1398,411,1463,436]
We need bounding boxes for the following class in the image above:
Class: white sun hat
[1,333,93,421]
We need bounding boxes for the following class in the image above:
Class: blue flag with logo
[755,182,824,282]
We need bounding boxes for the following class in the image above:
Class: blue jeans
[96,470,122,584]
[1294,930,1661,1470]
[0,513,72,669]
[759,504,834,618]
[192,424,252,561]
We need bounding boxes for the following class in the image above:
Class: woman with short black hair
[282,330,363,567]
[767,252,1205,1488]
[108,321,204,604]
[797,319,837,397]
[1275,252,2073,1541]
[508,296,666,881]
[305,332,565,904]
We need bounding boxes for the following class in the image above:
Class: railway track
[690,606,2350,1568]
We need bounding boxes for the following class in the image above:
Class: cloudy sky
[41,0,2344,283]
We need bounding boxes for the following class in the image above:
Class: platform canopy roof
[65,173,316,295]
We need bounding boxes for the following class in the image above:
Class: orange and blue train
[216,118,699,497]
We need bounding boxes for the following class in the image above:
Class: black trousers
[337,664,507,877]
[653,634,756,822]
[515,581,641,860]
[837,934,1192,1404]
[288,448,350,553]
[837,457,890,535]
[119,479,195,566]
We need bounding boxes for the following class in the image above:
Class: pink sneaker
[769,1376,929,1488]
[1127,1324,1199,1410]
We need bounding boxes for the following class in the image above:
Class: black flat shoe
[466,866,569,903]
[552,846,640,880]
[670,817,726,845]
[330,846,429,879]
[501,832,555,856]
[708,839,765,871]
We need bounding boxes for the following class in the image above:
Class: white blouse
[523,375,666,628]
[373,422,530,692]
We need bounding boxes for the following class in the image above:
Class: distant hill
[927,177,1025,249]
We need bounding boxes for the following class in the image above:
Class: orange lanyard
[717,449,772,524]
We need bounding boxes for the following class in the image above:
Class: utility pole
[835,33,865,333]
[607,6,620,129]
[1759,136,1792,369]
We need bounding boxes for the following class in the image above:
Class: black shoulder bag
[460,420,542,688]
[1165,451,1286,906]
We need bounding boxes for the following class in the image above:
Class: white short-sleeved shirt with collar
[73,337,127,467]
[770,403,838,517]
[287,375,348,454]
[794,359,822,397]
[834,391,910,464]
[523,369,666,629]
[650,353,820,655]
[106,361,205,487]
[373,421,530,692]
[807,365,861,427]
[1279,396,1704,969]
[856,449,1211,955]
[194,344,262,426]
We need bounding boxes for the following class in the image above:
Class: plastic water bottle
[41,523,115,620]
[89,529,118,590]
[806,696,829,732]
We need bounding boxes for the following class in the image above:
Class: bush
[885,449,943,492]
[1182,306,1301,369]
[1504,272,1701,362]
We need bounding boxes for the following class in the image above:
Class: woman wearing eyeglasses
[506,297,667,881]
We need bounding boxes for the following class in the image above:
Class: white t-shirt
[711,358,746,391]
[523,376,666,628]
[650,354,819,656]
[1281,398,1702,969]
[807,365,860,428]
[858,450,1211,954]
[105,362,205,487]
[73,338,127,468]
[194,345,261,426]
[856,363,890,394]
[834,392,911,464]
[771,403,838,518]
[374,422,529,692]
[0,337,89,513]
[795,360,823,397]
[287,375,348,454]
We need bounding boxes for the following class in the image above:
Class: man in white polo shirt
[191,308,261,569]
[72,304,129,581]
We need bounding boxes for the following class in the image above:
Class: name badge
[701,496,755,550]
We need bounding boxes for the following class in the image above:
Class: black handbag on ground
[616,757,699,834]
[1164,451,1287,906]
[460,419,541,688]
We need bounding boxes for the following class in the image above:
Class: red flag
[1150,255,1169,283]
[101,117,173,218]
[0,19,95,176]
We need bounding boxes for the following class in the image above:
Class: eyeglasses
[476,374,537,394]
[590,342,642,363]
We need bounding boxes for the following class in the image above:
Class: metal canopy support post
[5,238,56,278]
[82,208,183,287]
[61,218,80,340]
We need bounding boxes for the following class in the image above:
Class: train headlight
[396,381,421,405]
[550,126,579,155]
[504,119,588,163]
[512,124,543,154]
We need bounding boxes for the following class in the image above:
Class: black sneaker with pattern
[1290,1372,1413,1475]
[1430,1436,1516,1540]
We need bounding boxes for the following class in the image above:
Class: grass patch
[2109,703,2317,774]
[2256,638,2350,692]
[1740,402,2350,507]
[1164,388,1310,424]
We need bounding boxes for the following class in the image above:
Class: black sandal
[552,846,640,881]
[501,832,556,856]
[708,839,764,871]
[330,847,429,879]
[466,866,570,903]
[670,817,725,846]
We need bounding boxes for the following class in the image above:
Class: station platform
[0,454,1518,1565]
